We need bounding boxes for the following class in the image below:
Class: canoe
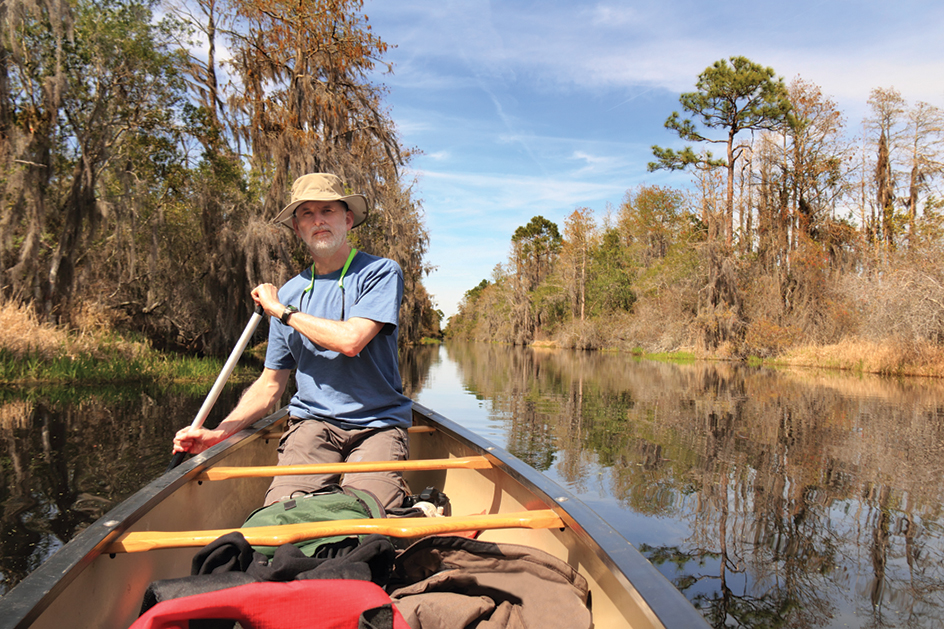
[0,403,709,628]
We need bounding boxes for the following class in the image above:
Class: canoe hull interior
[2,405,708,629]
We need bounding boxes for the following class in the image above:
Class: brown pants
[264,418,409,510]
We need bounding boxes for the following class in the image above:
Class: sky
[360,0,944,322]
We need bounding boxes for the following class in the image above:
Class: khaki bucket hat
[274,173,369,228]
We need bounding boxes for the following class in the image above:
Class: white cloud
[587,5,641,28]
[572,151,607,166]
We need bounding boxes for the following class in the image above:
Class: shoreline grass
[0,300,258,386]
[0,347,259,386]
[763,339,944,379]
[527,339,944,378]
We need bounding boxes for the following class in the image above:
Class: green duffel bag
[241,484,385,557]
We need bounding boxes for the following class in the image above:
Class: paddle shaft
[167,304,265,472]
[107,510,565,553]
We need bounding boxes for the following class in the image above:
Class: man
[173,173,412,510]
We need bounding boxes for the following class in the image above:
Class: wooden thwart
[195,455,493,481]
[408,425,437,433]
[106,510,565,553]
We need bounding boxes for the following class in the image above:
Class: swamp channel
[3,342,944,628]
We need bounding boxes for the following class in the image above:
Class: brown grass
[775,338,944,378]
[0,300,71,360]
[0,298,149,362]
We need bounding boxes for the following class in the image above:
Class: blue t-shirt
[264,251,412,429]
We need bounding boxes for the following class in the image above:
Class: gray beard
[306,230,347,258]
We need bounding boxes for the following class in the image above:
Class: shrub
[743,317,802,357]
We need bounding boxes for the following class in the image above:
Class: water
[4,343,944,627]
[411,344,944,627]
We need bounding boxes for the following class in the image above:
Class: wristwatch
[280,305,299,325]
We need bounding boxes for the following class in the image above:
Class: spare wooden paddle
[106,510,565,553]
[195,455,493,481]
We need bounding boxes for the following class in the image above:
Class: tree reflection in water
[0,385,246,595]
[442,342,944,628]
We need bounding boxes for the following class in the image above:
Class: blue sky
[361,1,944,321]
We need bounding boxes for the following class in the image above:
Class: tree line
[447,57,944,358]
[0,0,439,355]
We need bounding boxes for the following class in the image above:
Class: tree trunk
[726,128,736,248]
[579,246,586,322]
[876,130,895,249]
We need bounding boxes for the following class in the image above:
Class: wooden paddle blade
[195,456,493,481]
[106,510,565,553]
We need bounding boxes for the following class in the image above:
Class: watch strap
[280,305,299,325]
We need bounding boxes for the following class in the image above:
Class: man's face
[292,200,354,257]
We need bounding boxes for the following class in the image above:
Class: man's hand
[173,369,290,455]
[251,283,283,318]
[173,426,225,455]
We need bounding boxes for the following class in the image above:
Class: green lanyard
[338,247,357,290]
[301,247,357,318]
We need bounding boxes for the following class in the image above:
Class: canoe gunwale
[410,402,710,629]
[0,408,290,629]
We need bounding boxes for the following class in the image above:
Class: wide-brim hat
[273,173,369,228]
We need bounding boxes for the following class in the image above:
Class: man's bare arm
[173,368,291,454]
[252,283,384,356]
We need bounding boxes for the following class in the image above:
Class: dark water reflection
[0,384,249,595]
[4,343,944,628]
